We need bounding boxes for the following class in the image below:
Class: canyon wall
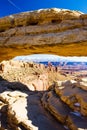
[0,60,87,130]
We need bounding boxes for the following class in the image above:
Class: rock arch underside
[0,8,87,61]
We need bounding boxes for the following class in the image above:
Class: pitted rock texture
[0,8,87,61]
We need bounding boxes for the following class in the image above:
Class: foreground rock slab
[41,80,87,130]
[0,91,65,130]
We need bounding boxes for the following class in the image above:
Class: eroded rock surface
[0,60,67,130]
[0,8,87,61]
[42,80,87,130]
[0,60,87,130]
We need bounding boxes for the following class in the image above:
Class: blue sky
[0,0,87,18]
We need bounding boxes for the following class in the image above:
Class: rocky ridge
[0,8,87,61]
[0,60,87,130]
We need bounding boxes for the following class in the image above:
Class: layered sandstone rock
[0,60,49,91]
[0,8,87,61]
[41,80,87,130]
[54,80,87,116]
[0,8,86,46]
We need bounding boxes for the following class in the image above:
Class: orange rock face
[0,8,87,61]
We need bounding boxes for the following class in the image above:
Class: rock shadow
[0,76,30,93]
[26,90,66,130]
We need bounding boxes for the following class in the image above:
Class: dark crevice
[26,21,39,26]
[0,29,5,33]
[51,19,62,24]
[16,24,23,27]
[0,105,8,129]
[18,123,28,130]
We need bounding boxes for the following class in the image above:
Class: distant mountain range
[13,54,87,66]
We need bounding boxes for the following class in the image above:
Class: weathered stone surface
[0,8,87,61]
[41,80,87,130]
[0,60,49,91]
[41,91,70,123]
[0,91,65,130]
[0,9,87,45]
[54,80,87,116]
[0,8,82,32]
[31,74,49,91]
[0,60,87,130]
[0,91,38,130]
[78,77,87,90]
[66,113,87,130]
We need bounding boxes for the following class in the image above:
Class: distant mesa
[13,54,87,63]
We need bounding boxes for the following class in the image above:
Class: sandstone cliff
[0,8,87,61]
